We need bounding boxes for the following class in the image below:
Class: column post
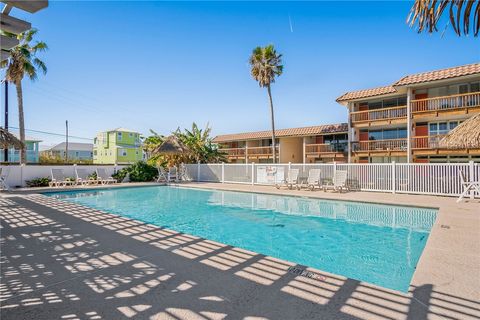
[347,102,353,163]
[303,137,306,164]
[407,88,412,163]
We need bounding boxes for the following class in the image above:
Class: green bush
[112,161,157,182]
[26,177,51,187]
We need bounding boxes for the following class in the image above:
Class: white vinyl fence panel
[1,165,126,187]
[188,162,479,198]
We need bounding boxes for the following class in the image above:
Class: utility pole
[65,120,68,163]
[3,81,8,163]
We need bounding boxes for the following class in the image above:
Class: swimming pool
[47,186,437,292]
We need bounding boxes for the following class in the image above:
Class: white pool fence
[183,162,480,198]
[1,164,127,188]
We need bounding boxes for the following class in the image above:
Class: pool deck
[1,182,479,319]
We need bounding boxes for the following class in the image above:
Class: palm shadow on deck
[0,196,478,320]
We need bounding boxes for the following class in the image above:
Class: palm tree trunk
[267,84,276,163]
[15,80,26,164]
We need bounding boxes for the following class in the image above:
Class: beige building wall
[279,137,303,163]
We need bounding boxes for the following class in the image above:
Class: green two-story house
[93,128,143,164]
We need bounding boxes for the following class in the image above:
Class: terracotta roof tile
[336,63,480,103]
[394,63,480,86]
[336,85,397,102]
[213,123,348,143]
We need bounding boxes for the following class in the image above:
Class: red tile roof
[213,123,348,143]
[337,63,480,102]
[336,85,397,102]
[394,63,480,86]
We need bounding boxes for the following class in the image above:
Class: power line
[8,126,93,141]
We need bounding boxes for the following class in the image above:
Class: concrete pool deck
[0,182,479,319]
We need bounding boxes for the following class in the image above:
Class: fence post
[197,161,201,181]
[333,161,337,178]
[391,161,396,194]
[469,160,475,199]
[221,162,225,183]
[20,163,25,187]
[288,162,291,171]
[251,162,255,185]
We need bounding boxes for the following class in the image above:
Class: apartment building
[336,63,480,163]
[213,124,348,164]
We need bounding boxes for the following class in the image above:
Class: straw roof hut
[153,135,190,155]
[439,114,480,149]
[0,128,24,149]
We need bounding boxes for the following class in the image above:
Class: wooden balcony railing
[220,148,246,157]
[411,135,447,149]
[411,91,480,113]
[352,139,408,152]
[247,146,279,156]
[305,143,347,154]
[350,105,407,123]
[219,146,279,158]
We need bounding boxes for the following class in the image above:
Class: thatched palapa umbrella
[0,128,24,149]
[439,114,480,149]
[153,135,190,155]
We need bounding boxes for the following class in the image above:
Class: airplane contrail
[289,14,293,33]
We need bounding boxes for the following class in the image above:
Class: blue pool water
[47,186,437,292]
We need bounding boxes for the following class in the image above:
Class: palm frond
[408,0,480,36]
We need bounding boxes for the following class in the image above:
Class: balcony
[352,139,408,153]
[411,91,480,117]
[219,146,279,160]
[412,135,480,155]
[221,148,246,158]
[350,106,407,127]
[247,146,279,159]
[305,143,347,157]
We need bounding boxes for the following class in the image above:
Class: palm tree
[175,123,226,163]
[1,29,47,164]
[249,45,283,163]
[408,0,479,36]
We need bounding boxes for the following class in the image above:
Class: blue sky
[2,1,479,147]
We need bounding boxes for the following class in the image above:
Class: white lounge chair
[457,170,480,203]
[157,166,168,183]
[275,169,300,190]
[168,166,178,182]
[50,169,76,187]
[0,167,10,191]
[75,168,98,186]
[96,168,117,185]
[299,168,321,191]
[323,170,348,193]
[178,163,189,181]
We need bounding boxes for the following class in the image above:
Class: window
[129,133,133,137]
[429,121,459,135]
[117,132,122,140]
[93,151,97,156]
[368,128,407,140]
[118,149,127,157]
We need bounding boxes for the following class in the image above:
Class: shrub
[26,177,51,187]
[112,161,157,182]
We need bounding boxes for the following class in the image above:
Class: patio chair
[275,168,300,190]
[157,166,168,183]
[298,168,321,191]
[457,170,480,203]
[75,168,98,186]
[322,170,348,193]
[178,163,189,181]
[96,168,117,185]
[168,166,178,182]
[49,169,76,187]
[0,167,10,191]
